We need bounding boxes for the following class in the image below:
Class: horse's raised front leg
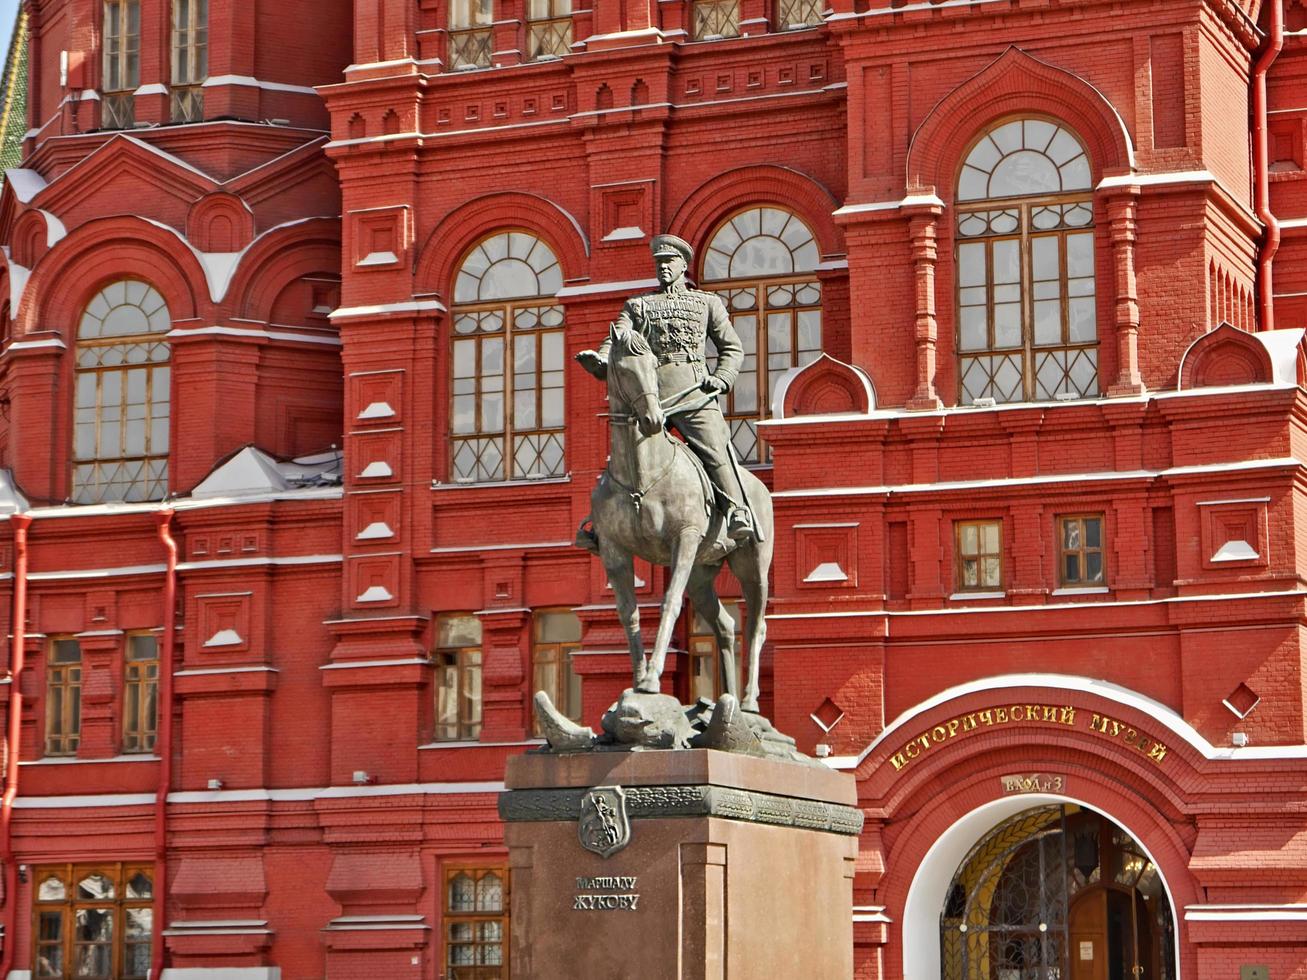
[602,551,645,690]
[643,528,700,694]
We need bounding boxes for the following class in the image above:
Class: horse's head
[608,325,665,437]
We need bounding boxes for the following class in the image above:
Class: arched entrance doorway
[940,804,1177,979]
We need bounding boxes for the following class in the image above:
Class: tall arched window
[955,118,1098,405]
[73,280,171,504]
[450,232,565,483]
[700,207,823,463]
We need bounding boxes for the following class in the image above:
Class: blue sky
[0,0,17,77]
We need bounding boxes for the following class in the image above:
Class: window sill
[948,591,1005,601]
[21,754,160,766]
[432,474,571,491]
[1051,586,1109,596]
[419,739,545,750]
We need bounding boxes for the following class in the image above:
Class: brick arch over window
[15,216,204,339]
[187,192,255,254]
[228,218,342,321]
[414,192,588,298]
[907,47,1135,195]
[669,165,842,263]
[1178,322,1276,389]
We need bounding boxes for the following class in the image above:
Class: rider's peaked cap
[651,234,693,265]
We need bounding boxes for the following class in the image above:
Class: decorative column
[905,202,945,411]
[76,631,124,758]
[477,607,531,742]
[1104,187,1144,396]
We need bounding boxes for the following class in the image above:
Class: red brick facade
[0,0,1305,975]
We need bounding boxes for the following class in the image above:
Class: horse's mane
[610,326,653,359]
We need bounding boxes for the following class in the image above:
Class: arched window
[73,280,171,504]
[955,118,1098,405]
[450,232,565,483]
[700,207,823,463]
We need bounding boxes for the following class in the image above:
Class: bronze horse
[590,325,773,711]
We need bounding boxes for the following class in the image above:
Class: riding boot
[707,463,754,542]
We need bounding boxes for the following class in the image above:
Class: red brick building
[0,0,1304,975]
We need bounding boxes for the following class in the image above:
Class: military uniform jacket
[600,284,744,390]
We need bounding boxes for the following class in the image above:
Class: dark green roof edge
[0,7,29,176]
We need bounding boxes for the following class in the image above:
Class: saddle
[672,439,736,566]
[575,435,739,565]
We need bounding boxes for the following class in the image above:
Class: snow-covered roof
[189,446,341,499]
[0,468,28,514]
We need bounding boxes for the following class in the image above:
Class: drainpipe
[1252,0,1284,331]
[0,514,32,979]
[152,510,178,980]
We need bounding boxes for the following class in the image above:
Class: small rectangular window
[434,614,483,741]
[532,610,581,733]
[45,639,82,757]
[955,520,1003,592]
[122,634,159,753]
[685,602,741,704]
[444,866,508,979]
[1058,514,1105,587]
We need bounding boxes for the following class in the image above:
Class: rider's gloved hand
[700,376,728,394]
[577,350,606,379]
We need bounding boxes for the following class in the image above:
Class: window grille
[101,0,139,129]
[170,0,207,122]
[527,0,572,59]
[449,0,494,69]
[444,867,508,979]
[955,118,1098,405]
[450,233,565,483]
[778,0,822,28]
[72,281,171,504]
[700,207,823,464]
[692,0,740,38]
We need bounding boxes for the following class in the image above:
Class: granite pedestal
[499,749,862,979]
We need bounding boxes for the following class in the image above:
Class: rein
[605,358,716,512]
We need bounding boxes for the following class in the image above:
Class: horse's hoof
[741,701,760,714]
[635,679,660,694]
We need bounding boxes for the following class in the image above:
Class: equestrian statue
[577,234,773,711]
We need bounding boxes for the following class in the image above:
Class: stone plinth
[499,749,862,979]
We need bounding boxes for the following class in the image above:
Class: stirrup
[726,507,753,542]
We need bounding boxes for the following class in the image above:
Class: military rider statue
[576,234,757,547]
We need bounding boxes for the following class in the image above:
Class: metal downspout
[152,510,178,980]
[0,514,32,979]
[1253,0,1284,330]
